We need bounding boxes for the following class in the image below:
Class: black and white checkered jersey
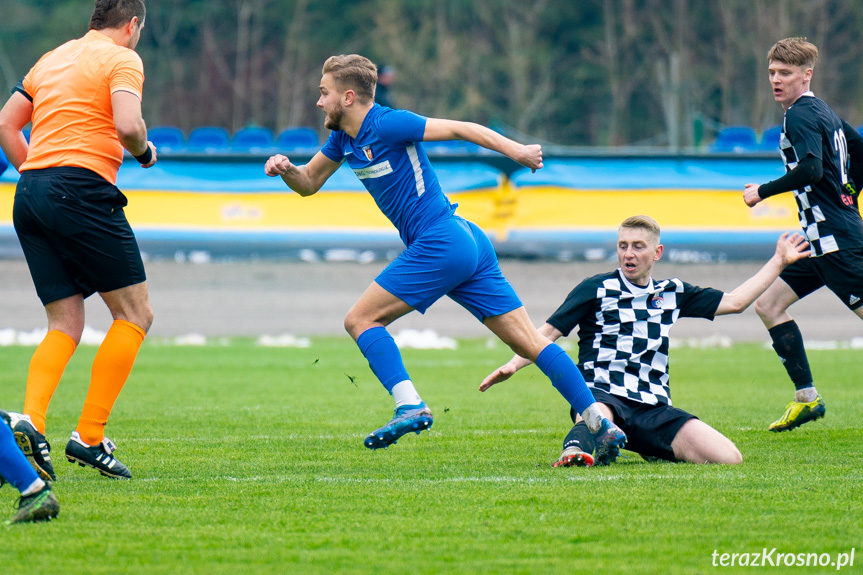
[781,93,863,255]
[547,270,723,406]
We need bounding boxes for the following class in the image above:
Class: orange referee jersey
[19,29,144,185]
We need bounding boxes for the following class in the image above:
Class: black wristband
[134,146,153,164]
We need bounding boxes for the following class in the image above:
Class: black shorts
[779,249,863,311]
[570,389,697,462]
[13,167,146,305]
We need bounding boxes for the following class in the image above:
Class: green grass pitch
[0,339,860,574]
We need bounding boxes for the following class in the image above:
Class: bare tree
[231,1,252,132]
[276,0,311,131]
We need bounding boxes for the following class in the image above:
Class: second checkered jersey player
[480,216,810,466]
[743,37,863,434]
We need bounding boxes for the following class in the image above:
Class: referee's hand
[141,142,156,168]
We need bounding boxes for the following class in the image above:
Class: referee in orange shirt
[0,0,155,480]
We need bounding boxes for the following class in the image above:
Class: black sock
[563,421,595,454]
[768,320,814,390]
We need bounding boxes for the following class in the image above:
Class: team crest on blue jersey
[650,294,664,308]
[362,145,374,161]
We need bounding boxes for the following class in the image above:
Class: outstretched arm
[715,232,810,315]
[479,323,564,392]
[423,118,543,172]
[264,151,341,196]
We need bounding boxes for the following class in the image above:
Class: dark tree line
[2,0,863,148]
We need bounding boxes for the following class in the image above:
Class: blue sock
[356,327,411,393]
[535,343,595,414]
[0,420,40,493]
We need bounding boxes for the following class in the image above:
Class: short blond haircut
[768,37,818,69]
[321,54,377,103]
[619,215,661,244]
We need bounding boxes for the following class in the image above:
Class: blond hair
[620,215,661,243]
[321,54,377,103]
[768,37,818,69]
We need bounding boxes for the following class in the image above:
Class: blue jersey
[320,105,455,246]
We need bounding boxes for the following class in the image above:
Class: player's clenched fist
[518,144,543,173]
[265,154,294,177]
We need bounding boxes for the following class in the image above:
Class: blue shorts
[375,216,522,321]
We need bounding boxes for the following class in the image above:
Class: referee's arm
[0,91,33,170]
[112,90,155,167]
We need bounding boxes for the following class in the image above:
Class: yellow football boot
[768,395,826,432]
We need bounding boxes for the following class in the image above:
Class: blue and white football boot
[364,403,433,449]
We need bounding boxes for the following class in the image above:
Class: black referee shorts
[570,388,697,462]
[779,248,863,311]
[13,167,146,305]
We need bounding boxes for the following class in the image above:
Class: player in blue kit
[265,54,626,460]
[743,38,863,432]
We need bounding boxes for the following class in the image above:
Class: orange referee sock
[76,319,146,446]
[24,330,78,434]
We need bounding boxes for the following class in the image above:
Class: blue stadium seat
[710,126,758,153]
[232,126,275,152]
[148,126,186,152]
[275,127,319,152]
[423,140,481,155]
[187,126,230,152]
[758,125,782,151]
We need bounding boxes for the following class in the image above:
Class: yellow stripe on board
[0,183,12,221]
[124,190,391,230]
[0,183,506,232]
[506,187,799,231]
[0,183,800,234]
